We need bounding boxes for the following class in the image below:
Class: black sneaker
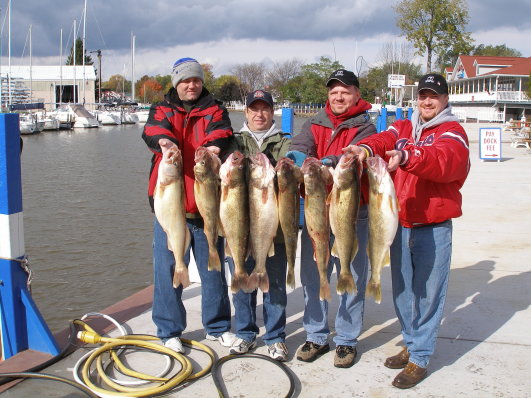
[296,341,330,362]
[334,345,357,368]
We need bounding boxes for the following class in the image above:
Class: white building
[0,65,97,111]
[446,55,531,122]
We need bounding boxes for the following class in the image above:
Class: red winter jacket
[142,87,233,214]
[290,99,376,204]
[359,118,470,228]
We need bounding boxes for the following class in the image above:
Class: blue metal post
[408,107,413,120]
[380,107,388,132]
[281,108,294,137]
[396,107,403,120]
[0,113,59,359]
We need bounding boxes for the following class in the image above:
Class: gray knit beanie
[171,58,204,87]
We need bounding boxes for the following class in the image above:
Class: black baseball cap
[326,69,360,88]
[246,90,274,108]
[417,73,448,95]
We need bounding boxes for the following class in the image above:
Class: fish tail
[207,249,222,272]
[337,273,356,295]
[246,272,259,293]
[231,272,249,293]
[286,265,295,289]
[172,267,190,289]
[366,280,382,304]
[257,272,269,293]
[319,279,331,301]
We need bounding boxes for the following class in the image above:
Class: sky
[2,0,530,82]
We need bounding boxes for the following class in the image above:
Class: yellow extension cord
[74,319,215,397]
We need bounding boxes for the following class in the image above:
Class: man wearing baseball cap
[346,72,470,388]
[226,89,291,361]
[142,57,235,354]
[286,69,376,368]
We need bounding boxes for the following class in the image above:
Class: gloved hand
[285,150,307,167]
[321,157,334,166]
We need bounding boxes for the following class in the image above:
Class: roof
[0,65,96,80]
[452,55,531,80]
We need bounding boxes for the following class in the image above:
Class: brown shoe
[296,341,330,362]
[392,362,427,389]
[384,346,409,369]
[334,345,357,368]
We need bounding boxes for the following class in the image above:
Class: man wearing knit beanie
[142,58,235,354]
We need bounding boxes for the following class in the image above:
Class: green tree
[66,37,93,65]
[472,44,522,57]
[201,63,216,92]
[102,74,131,94]
[395,0,472,72]
[297,56,344,104]
[214,75,241,102]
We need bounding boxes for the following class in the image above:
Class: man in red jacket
[142,57,235,353]
[349,73,470,388]
[286,69,376,368]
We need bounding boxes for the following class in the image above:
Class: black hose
[212,353,296,398]
[0,372,99,398]
[0,321,80,386]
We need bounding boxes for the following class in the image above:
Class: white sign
[479,127,502,161]
[388,74,406,88]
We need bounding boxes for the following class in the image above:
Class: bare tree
[266,58,303,99]
[231,62,267,102]
[377,41,415,73]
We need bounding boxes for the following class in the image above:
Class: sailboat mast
[60,29,63,106]
[131,33,135,102]
[29,25,32,103]
[82,0,86,104]
[73,19,76,103]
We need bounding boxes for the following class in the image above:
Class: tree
[472,44,522,57]
[214,75,241,102]
[138,78,164,103]
[296,56,344,104]
[201,63,216,92]
[266,58,303,101]
[527,71,531,99]
[66,37,93,66]
[231,62,267,102]
[395,0,472,72]
[102,74,131,95]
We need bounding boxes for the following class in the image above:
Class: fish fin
[337,273,356,295]
[257,272,270,293]
[319,279,331,301]
[224,242,233,258]
[383,250,391,268]
[207,250,222,272]
[267,242,275,257]
[172,267,191,289]
[231,272,249,294]
[247,272,259,292]
[286,266,295,289]
[366,280,382,304]
[331,241,339,258]
[350,238,359,263]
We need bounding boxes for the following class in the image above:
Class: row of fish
[153,142,399,303]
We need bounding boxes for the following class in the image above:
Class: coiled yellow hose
[75,319,215,397]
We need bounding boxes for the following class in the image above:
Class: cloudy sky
[3,0,530,81]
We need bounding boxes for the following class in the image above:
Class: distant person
[286,69,376,368]
[142,57,235,353]
[226,89,291,361]
[347,73,470,388]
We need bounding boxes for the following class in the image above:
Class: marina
[0,117,530,396]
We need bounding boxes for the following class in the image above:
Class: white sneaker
[230,338,257,354]
[163,337,184,353]
[206,331,237,347]
[268,342,288,361]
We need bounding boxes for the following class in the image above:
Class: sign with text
[479,127,502,161]
[388,74,405,88]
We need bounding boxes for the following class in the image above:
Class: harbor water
[20,111,308,333]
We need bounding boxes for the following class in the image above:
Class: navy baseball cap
[417,73,448,95]
[246,90,274,108]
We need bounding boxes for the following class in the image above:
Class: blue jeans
[151,217,231,341]
[300,205,369,347]
[390,220,452,368]
[226,243,287,345]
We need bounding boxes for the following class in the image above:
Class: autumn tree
[137,78,164,103]
[266,58,304,101]
[102,74,131,95]
[66,37,93,66]
[395,0,472,72]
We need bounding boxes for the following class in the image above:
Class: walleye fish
[248,153,279,293]
[219,151,250,293]
[194,146,222,271]
[153,140,191,288]
[275,157,303,289]
[302,157,333,301]
[329,149,361,295]
[366,155,399,303]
